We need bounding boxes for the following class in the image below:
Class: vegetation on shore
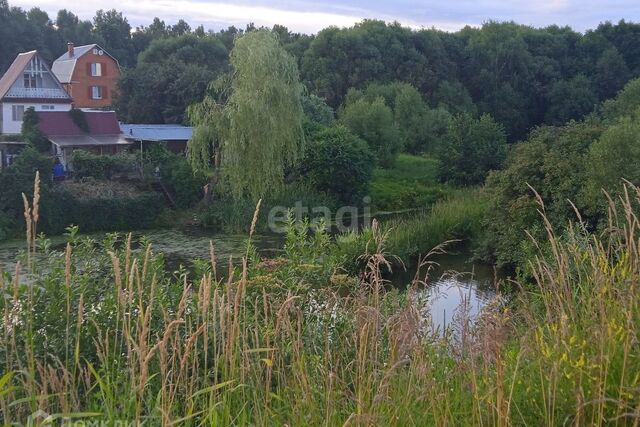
[0,177,639,425]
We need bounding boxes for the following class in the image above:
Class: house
[52,43,120,108]
[36,110,132,170]
[120,124,193,154]
[0,51,73,134]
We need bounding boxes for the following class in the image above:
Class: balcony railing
[5,87,70,99]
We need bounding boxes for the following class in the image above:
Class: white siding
[0,102,72,134]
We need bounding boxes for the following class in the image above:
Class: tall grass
[0,177,639,425]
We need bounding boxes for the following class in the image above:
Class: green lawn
[369,153,453,212]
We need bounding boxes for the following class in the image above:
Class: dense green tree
[594,47,631,100]
[585,114,640,209]
[299,126,374,204]
[544,74,598,125]
[436,113,507,185]
[339,97,401,167]
[302,20,454,107]
[116,34,228,123]
[92,9,133,66]
[302,94,335,131]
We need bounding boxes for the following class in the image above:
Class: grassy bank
[1,182,639,424]
[369,154,453,212]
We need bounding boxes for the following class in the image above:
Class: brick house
[52,43,120,108]
[0,50,72,134]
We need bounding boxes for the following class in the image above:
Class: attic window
[23,73,37,88]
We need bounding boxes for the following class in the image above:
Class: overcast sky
[11,0,640,34]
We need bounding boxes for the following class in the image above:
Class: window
[23,73,37,88]
[41,105,54,110]
[12,105,24,121]
[91,63,102,77]
[91,86,103,99]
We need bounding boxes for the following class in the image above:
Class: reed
[0,174,638,425]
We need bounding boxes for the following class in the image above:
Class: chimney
[67,42,74,57]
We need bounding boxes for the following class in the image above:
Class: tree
[436,113,507,185]
[339,97,401,167]
[189,30,306,200]
[299,126,374,204]
[586,114,640,209]
[544,74,598,125]
[594,47,631,100]
[92,9,133,66]
[115,34,228,124]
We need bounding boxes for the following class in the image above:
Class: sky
[10,0,640,34]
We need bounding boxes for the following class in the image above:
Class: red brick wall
[67,50,119,108]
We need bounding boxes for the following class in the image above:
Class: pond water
[0,229,501,331]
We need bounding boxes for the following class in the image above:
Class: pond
[0,228,501,332]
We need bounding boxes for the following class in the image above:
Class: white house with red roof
[0,51,72,134]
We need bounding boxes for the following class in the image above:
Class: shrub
[71,150,138,179]
[299,126,374,204]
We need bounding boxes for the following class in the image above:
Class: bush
[299,126,374,204]
[143,143,207,209]
[72,150,138,179]
[44,184,165,234]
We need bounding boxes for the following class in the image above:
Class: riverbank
[1,185,638,425]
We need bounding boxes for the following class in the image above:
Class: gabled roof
[37,110,122,136]
[0,50,71,102]
[120,124,194,141]
[52,44,119,84]
[0,50,37,99]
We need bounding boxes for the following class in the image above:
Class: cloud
[9,0,640,33]
[11,0,473,33]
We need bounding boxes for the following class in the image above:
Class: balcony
[5,87,70,99]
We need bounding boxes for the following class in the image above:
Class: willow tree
[187,30,305,200]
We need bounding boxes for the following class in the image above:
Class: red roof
[36,111,121,136]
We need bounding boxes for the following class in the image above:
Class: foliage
[71,150,137,180]
[7,180,640,425]
[339,96,401,167]
[436,113,507,185]
[0,146,51,227]
[116,34,229,124]
[385,188,489,263]
[480,79,640,271]
[68,108,89,133]
[20,107,49,152]
[369,153,451,212]
[301,94,335,128]
[44,184,166,234]
[298,126,373,204]
[189,30,304,199]
[198,182,335,234]
[480,120,603,269]
[544,74,598,125]
[585,113,640,212]
[345,82,438,153]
